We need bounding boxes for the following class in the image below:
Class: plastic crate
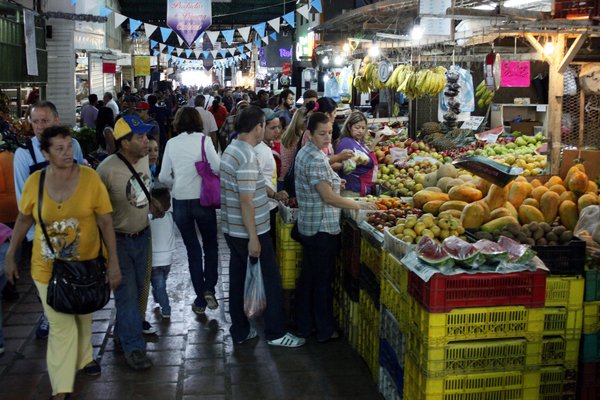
[341,218,361,279]
[532,237,586,275]
[546,276,585,308]
[381,272,410,333]
[539,366,577,400]
[359,290,380,382]
[541,336,580,367]
[275,214,302,249]
[583,301,600,334]
[581,333,600,362]
[360,263,380,309]
[276,251,301,290]
[585,269,600,302]
[381,251,408,295]
[343,264,360,302]
[543,307,584,339]
[379,306,406,368]
[578,362,600,400]
[403,355,542,400]
[378,366,402,400]
[360,234,383,280]
[408,269,547,313]
[408,296,546,346]
[379,339,404,396]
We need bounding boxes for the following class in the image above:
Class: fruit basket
[383,227,413,259]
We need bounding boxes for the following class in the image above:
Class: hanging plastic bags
[244,257,267,318]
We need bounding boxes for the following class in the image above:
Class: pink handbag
[194,136,221,208]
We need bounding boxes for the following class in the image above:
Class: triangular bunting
[177,35,184,46]
[310,0,323,13]
[203,50,209,59]
[185,49,192,58]
[194,49,202,58]
[229,48,236,55]
[268,17,280,34]
[262,36,269,45]
[196,33,204,47]
[178,48,185,56]
[282,11,295,28]
[206,31,220,46]
[245,43,253,51]
[129,19,142,35]
[253,22,267,38]
[211,50,218,58]
[222,29,235,46]
[255,39,262,48]
[99,6,112,17]
[269,32,277,41]
[298,5,310,21]
[238,45,244,54]
[150,39,158,49]
[160,27,172,42]
[159,43,166,52]
[166,54,172,61]
[114,12,127,28]
[219,49,227,58]
[237,26,251,43]
[144,23,158,39]
[167,46,174,54]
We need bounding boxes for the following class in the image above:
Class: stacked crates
[275,214,302,289]
[580,262,600,399]
[358,264,380,381]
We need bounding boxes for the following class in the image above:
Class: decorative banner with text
[501,61,530,87]
[167,0,212,48]
[133,56,151,76]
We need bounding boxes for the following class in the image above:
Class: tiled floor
[0,226,381,399]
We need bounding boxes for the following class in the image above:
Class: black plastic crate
[341,218,361,279]
[344,265,359,302]
[360,263,381,309]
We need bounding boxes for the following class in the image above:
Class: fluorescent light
[322,56,330,65]
[411,26,423,41]
[334,55,343,66]
[368,45,379,58]
[544,41,554,55]
[343,43,351,53]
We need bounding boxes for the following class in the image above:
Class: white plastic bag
[244,257,266,318]
[574,205,600,262]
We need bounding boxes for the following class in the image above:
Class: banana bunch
[352,62,385,93]
[353,75,370,93]
[476,80,495,108]
[384,64,447,99]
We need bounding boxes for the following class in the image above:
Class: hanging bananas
[476,80,495,108]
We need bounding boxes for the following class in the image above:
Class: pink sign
[501,61,530,87]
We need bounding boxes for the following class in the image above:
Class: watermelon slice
[417,236,454,268]
[498,236,536,264]
[442,237,485,268]
[473,239,509,263]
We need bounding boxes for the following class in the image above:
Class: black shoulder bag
[40,169,110,314]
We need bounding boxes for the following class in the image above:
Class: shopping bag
[243,257,267,318]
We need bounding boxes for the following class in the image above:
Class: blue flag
[160,27,173,42]
[282,12,295,29]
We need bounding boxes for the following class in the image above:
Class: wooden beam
[547,34,566,176]
[558,34,588,73]
[445,6,550,21]
[524,33,545,55]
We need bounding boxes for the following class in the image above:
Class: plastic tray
[546,276,585,308]
[581,333,600,362]
[408,269,547,313]
[578,362,600,400]
[403,355,542,400]
[381,272,410,333]
[539,366,577,400]
[383,227,413,259]
[583,301,600,334]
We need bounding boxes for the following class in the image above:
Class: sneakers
[124,350,152,370]
[160,310,171,319]
[191,304,206,315]
[36,314,49,339]
[142,321,157,335]
[268,333,306,348]
[203,291,219,310]
[236,328,258,344]
[82,359,101,376]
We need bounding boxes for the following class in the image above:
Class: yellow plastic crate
[545,276,585,309]
[403,355,541,400]
[342,290,360,350]
[539,366,577,400]
[359,290,380,383]
[407,333,543,378]
[275,214,302,249]
[382,251,408,294]
[381,272,409,333]
[583,301,600,334]
[541,336,580,367]
[543,307,584,339]
[276,251,301,290]
[408,296,546,346]
[360,236,383,280]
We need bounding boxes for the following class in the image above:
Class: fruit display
[472,221,574,247]
[417,236,454,268]
[360,195,416,210]
[389,213,466,244]
[475,80,495,108]
[442,236,485,268]
[365,208,423,232]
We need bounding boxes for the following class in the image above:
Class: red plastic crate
[578,361,600,400]
[408,269,547,313]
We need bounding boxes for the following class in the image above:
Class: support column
[547,34,565,176]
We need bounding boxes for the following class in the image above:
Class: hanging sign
[102,62,117,74]
[501,61,530,87]
[133,56,151,76]
[166,0,212,48]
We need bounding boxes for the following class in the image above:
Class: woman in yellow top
[4,125,121,400]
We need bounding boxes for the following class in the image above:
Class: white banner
[23,9,38,76]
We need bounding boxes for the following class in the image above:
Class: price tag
[460,116,485,131]
[536,104,547,112]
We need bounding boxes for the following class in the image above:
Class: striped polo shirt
[220,139,271,238]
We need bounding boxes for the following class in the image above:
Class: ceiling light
[411,26,423,41]
[322,55,330,65]
[334,55,343,66]
[368,45,379,58]
[343,43,351,53]
[544,41,554,55]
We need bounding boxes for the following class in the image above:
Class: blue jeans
[114,230,150,353]
[173,199,218,308]
[225,233,286,342]
[296,232,338,341]
[150,265,171,314]
[0,242,7,347]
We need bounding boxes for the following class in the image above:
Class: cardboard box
[509,121,541,136]
[560,149,600,180]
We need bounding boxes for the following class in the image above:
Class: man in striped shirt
[220,106,305,348]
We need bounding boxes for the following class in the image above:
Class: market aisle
[0,222,381,400]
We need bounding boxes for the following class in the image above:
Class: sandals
[267,332,306,348]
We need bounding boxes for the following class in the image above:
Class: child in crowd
[0,223,12,354]
[149,185,176,319]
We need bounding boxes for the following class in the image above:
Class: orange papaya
[559,191,577,204]
[549,184,566,195]
[540,191,560,224]
[413,190,449,209]
[508,181,532,208]
[485,184,508,210]
[518,204,545,224]
[448,185,483,203]
[531,186,549,203]
[559,200,579,231]
[460,202,486,229]
[578,193,598,214]
[567,170,589,194]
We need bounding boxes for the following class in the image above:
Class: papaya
[481,216,520,233]
[518,205,545,224]
[473,177,491,196]
[477,200,491,223]
[445,178,467,192]
[522,198,540,208]
[438,209,462,220]
[504,201,519,219]
[549,184,566,195]
[460,202,486,229]
[530,179,543,188]
[531,186,549,203]
[545,176,564,188]
[490,207,513,220]
[587,181,598,194]
[485,184,508,210]
[413,190,450,209]
[458,174,474,182]
[540,191,560,224]
[578,193,598,213]
[567,170,589,194]
[559,200,579,231]
[424,187,443,193]
[448,185,483,203]
[439,200,469,212]
[558,191,577,205]
[565,163,586,183]
[423,200,445,215]
[508,181,532,208]
[514,176,528,183]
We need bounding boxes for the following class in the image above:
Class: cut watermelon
[442,236,485,268]
[498,236,536,264]
[417,236,454,268]
[473,239,509,263]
